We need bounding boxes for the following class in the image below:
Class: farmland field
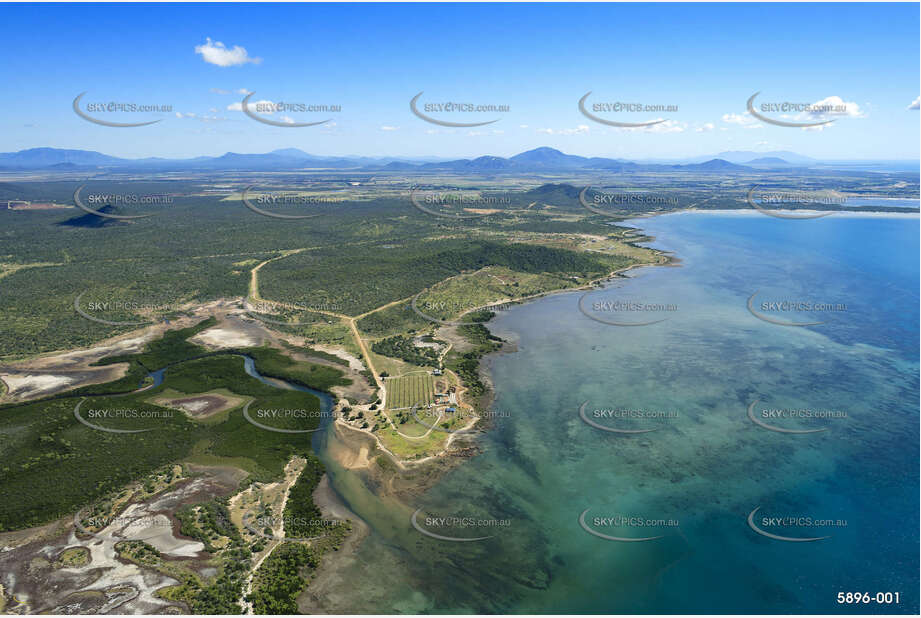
[385,373,435,410]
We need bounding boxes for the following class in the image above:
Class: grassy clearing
[414,267,577,323]
[356,299,431,337]
[376,428,444,459]
[365,350,417,380]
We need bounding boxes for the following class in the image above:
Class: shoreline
[2,217,673,611]
[295,474,370,613]
[656,207,919,219]
[299,220,677,608]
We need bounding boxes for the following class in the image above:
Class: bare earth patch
[190,326,261,349]
[0,466,245,614]
[0,373,76,400]
[149,392,245,419]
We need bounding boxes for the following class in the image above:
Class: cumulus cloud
[616,119,686,134]
[209,87,230,95]
[227,99,274,112]
[782,96,865,130]
[722,112,762,128]
[195,38,261,67]
[695,122,715,133]
[237,88,253,95]
[907,96,920,110]
[537,124,590,135]
[800,95,863,120]
[176,111,225,123]
[379,125,398,131]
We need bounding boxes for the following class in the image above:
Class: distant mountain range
[0,146,903,173]
[701,150,816,165]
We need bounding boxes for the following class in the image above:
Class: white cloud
[537,124,590,135]
[176,111,226,123]
[519,124,529,129]
[195,38,261,67]
[379,125,398,131]
[237,88,253,95]
[789,96,865,130]
[279,115,295,125]
[695,122,715,133]
[802,95,863,119]
[722,112,762,128]
[227,99,274,112]
[908,96,920,110]
[209,88,230,95]
[616,119,686,134]
[209,107,218,113]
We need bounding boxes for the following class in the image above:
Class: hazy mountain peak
[269,148,313,158]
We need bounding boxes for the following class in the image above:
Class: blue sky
[2,2,919,160]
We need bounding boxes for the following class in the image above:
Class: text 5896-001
[837,592,900,604]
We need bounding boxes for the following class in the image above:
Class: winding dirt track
[247,244,666,467]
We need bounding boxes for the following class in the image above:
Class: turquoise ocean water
[318,211,919,614]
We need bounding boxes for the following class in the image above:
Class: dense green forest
[0,177,630,356]
[259,240,615,316]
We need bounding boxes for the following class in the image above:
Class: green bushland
[2,175,913,359]
[371,335,439,367]
[0,394,197,530]
[356,300,430,337]
[55,546,90,568]
[248,542,320,613]
[260,240,613,316]
[445,321,504,401]
[245,346,351,392]
[0,321,337,532]
[282,455,328,538]
[176,498,242,553]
